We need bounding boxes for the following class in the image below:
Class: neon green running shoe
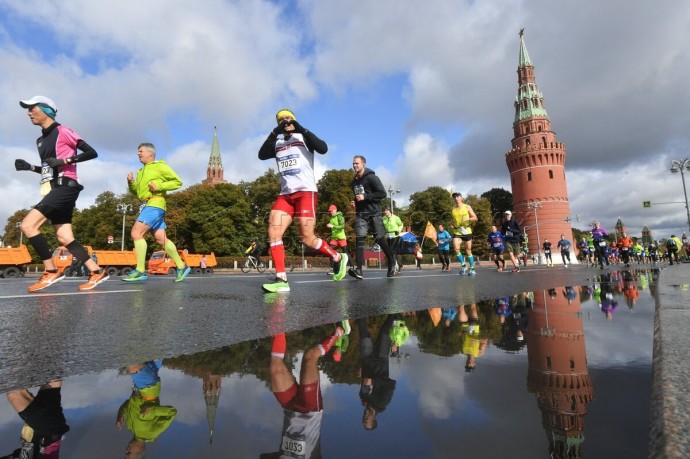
[332,253,349,281]
[122,270,148,282]
[262,278,290,293]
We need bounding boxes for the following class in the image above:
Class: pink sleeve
[56,125,81,180]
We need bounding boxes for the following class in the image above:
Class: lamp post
[670,158,690,233]
[16,222,23,246]
[116,203,133,251]
[387,184,400,213]
[527,201,542,264]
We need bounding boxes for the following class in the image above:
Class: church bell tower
[202,126,227,186]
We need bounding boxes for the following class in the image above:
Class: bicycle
[241,255,267,273]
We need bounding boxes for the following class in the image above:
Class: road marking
[0,289,140,300]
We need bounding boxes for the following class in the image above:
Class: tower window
[542,136,547,147]
[546,356,552,369]
[527,172,532,181]
[549,170,554,179]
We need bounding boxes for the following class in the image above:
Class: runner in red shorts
[258,109,348,292]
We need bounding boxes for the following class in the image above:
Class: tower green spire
[208,126,223,169]
[514,29,549,124]
[519,28,532,67]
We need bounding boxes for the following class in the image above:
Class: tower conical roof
[519,28,532,67]
[514,29,548,124]
[208,126,223,169]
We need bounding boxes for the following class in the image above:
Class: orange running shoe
[78,270,110,291]
[28,268,66,293]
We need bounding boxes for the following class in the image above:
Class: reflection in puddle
[0,269,656,458]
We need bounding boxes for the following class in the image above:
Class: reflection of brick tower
[203,373,222,444]
[505,30,573,262]
[202,126,227,186]
[527,290,595,458]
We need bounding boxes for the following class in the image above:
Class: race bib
[598,241,607,247]
[460,227,468,235]
[281,435,306,458]
[40,162,53,184]
[506,231,513,237]
[277,154,300,175]
[493,242,502,248]
[544,249,551,254]
[39,162,53,196]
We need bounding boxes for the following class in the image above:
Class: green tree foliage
[179,183,254,255]
[481,187,513,221]
[72,191,140,250]
[406,186,454,235]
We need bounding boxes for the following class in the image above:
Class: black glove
[14,159,32,171]
[271,119,290,136]
[290,119,307,134]
[44,157,65,168]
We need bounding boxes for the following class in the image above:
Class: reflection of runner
[259,109,347,293]
[458,304,488,372]
[3,380,69,458]
[358,315,397,430]
[266,324,345,458]
[15,95,108,292]
[123,143,191,283]
[117,360,177,458]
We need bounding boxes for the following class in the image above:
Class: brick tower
[505,30,573,263]
[527,289,595,457]
[202,126,227,186]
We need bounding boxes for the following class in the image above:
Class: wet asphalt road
[0,264,596,392]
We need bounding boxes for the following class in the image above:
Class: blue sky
[2,0,690,243]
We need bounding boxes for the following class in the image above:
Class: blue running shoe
[174,265,192,283]
[122,270,148,282]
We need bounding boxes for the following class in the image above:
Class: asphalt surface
[0,263,619,392]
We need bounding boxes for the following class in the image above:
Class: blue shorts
[137,206,167,232]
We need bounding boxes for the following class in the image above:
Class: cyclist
[245,241,263,265]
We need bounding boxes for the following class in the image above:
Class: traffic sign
[107,235,114,244]
[642,201,651,208]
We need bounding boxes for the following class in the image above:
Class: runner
[450,193,479,276]
[616,231,642,268]
[122,143,191,283]
[382,207,404,272]
[591,221,610,269]
[349,155,397,279]
[326,205,353,275]
[14,95,108,292]
[258,109,348,292]
[557,234,572,267]
[542,239,553,267]
[501,211,522,273]
[437,224,452,271]
[487,225,506,271]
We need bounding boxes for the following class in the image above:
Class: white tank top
[274,133,317,195]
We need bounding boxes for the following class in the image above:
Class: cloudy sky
[1,0,689,243]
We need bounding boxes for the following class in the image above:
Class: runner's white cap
[20,96,57,112]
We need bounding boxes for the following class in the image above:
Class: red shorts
[273,381,322,413]
[272,191,317,219]
[329,239,348,248]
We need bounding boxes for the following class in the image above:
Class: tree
[406,186,454,236]
[481,188,513,223]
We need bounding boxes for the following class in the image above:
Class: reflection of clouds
[404,348,466,419]
[61,369,127,410]
[576,297,654,368]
